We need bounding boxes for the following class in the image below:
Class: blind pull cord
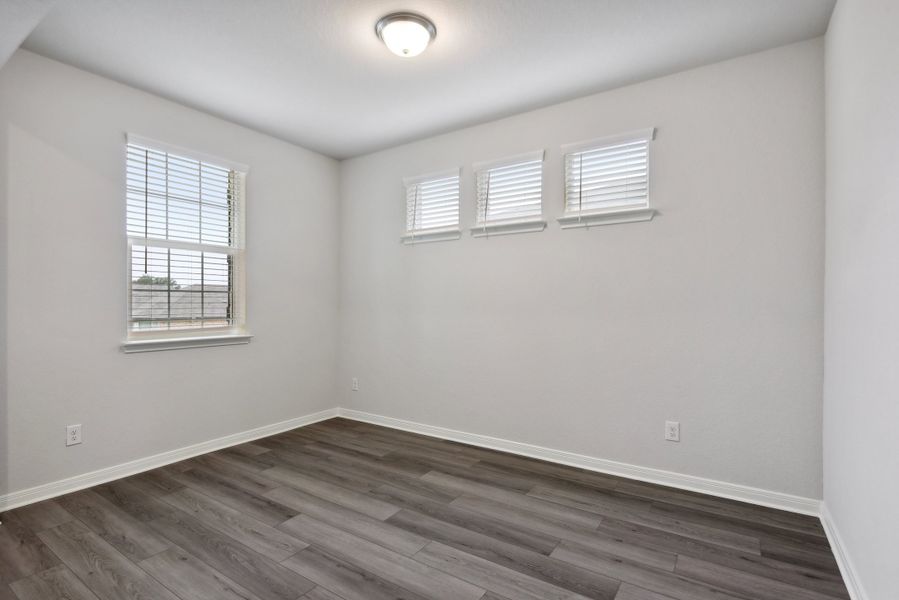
[578,155,584,224]
[482,172,491,238]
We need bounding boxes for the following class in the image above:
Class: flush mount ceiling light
[375,12,436,58]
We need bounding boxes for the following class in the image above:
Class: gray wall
[0,50,341,495]
[824,1,899,598]
[0,49,8,502]
[339,39,825,499]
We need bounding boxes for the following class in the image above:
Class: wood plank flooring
[0,418,849,600]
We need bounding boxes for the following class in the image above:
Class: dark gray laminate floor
[0,418,849,600]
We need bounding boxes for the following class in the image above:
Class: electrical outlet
[352,377,359,391]
[66,424,82,446]
[665,421,680,442]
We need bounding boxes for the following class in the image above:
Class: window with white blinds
[405,171,460,234]
[475,151,545,228]
[126,136,247,337]
[564,129,653,216]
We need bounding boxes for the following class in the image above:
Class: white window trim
[402,167,459,187]
[401,227,463,244]
[402,167,462,244]
[472,149,546,237]
[126,133,250,174]
[471,219,547,237]
[122,134,251,352]
[471,149,545,173]
[122,332,254,353]
[560,127,655,155]
[558,128,656,229]
[557,206,655,229]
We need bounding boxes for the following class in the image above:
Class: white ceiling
[23,0,835,159]
[0,0,55,69]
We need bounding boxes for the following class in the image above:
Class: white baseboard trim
[0,407,339,513]
[820,503,869,600]
[1,405,822,520]
[337,408,822,516]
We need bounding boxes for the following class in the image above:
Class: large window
[402,169,461,243]
[559,128,655,228]
[473,150,546,236]
[124,136,249,351]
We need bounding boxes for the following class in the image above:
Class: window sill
[122,333,253,353]
[401,228,461,244]
[470,219,547,238]
[557,207,655,229]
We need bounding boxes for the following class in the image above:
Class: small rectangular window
[124,135,250,351]
[403,169,461,243]
[473,150,545,236]
[559,128,655,228]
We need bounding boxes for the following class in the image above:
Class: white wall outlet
[352,377,359,391]
[665,421,680,442]
[66,424,82,446]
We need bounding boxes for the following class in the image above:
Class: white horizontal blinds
[406,173,460,232]
[476,157,543,225]
[126,145,239,246]
[126,141,244,332]
[565,135,650,215]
